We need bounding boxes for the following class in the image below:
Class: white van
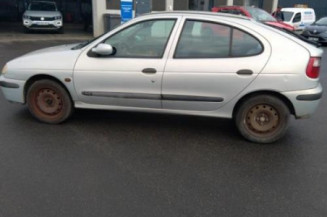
[281,8,316,30]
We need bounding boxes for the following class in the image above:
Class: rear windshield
[29,2,57,11]
[245,7,276,22]
[282,11,294,21]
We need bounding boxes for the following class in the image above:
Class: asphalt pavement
[0,39,326,217]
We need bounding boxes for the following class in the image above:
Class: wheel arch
[24,74,72,103]
[232,90,296,119]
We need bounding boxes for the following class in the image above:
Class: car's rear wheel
[26,79,73,124]
[235,95,290,143]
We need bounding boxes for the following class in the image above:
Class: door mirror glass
[92,43,114,56]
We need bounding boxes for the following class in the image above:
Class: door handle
[236,69,253,75]
[142,68,157,74]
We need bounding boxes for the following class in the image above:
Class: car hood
[305,25,327,33]
[7,43,83,72]
[23,10,62,17]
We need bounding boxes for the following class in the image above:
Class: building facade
[92,0,278,36]
[0,0,91,23]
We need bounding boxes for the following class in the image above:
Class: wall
[213,0,230,6]
[263,0,274,12]
[174,0,188,10]
[106,0,121,9]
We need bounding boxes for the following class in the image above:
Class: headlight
[23,15,30,19]
[1,64,8,75]
[55,16,62,20]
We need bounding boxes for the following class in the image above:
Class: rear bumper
[282,83,323,119]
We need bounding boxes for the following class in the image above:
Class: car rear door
[162,17,271,111]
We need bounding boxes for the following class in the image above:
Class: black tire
[26,79,73,124]
[235,95,290,144]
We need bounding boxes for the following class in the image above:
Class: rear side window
[174,20,263,58]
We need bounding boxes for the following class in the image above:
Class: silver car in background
[22,1,63,33]
[0,12,323,143]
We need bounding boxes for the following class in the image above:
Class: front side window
[293,13,301,23]
[175,20,263,58]
[104,19,176,58]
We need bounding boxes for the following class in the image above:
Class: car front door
[162,18,271,111]
[73,18,179,109]
[292,12,302,29]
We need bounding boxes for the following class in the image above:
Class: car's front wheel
[235,95,290,144]
[26,79,73,124]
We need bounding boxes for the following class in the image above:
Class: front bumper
[282,83,323,119]
[0,76,26,104]
[302,31,327,43]
[23,19,63,30]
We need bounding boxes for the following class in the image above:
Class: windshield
[282,11,294,21]
[246,7,276,22]
[29,2,57,11]
[315,17,327,26]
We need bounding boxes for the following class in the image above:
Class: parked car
[301,17,327,45]
[212,6,294,31]
[0,12,323,143]
[22,1,63,33]
[281,8,316,31]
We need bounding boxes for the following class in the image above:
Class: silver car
[22,1,63,33]
[0,12,323,143]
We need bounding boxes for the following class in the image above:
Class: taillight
[306,57,321,79]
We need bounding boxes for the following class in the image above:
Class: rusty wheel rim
[246,104,280,135]
[35,88,63,116]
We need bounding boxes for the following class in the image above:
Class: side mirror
[91,43,114,56]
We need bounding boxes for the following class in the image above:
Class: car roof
[281,8,314,13]
[213,6,262,10]
[215,5,244,8]
[147,11,251,21]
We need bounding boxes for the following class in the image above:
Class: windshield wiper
[71,40,90,50]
